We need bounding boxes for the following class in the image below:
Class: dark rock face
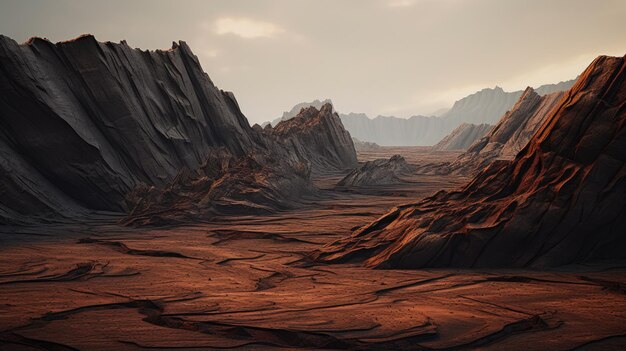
[338,155,414,187]
[431,123,493,151]
[269,104,358,173]
[0,35,357,225]
[313,55,626,268]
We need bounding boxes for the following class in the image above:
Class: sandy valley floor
[1,148,625,350]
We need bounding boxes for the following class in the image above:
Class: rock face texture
[0,34,258,223]
[337,155,414,187]
[431,123,493,151]
[313,55,626,268]
[338,81,574,146]
[268,104,358,173]
[0,35,356,225]
[122,103,360,225]
[122,149,313,226]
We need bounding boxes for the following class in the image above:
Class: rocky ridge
[313,55,626,268]
[0,35,357,225]
[267,104,358,174]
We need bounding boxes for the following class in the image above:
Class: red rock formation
[313,55,626,268]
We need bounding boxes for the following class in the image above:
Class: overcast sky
[1,0,624,124]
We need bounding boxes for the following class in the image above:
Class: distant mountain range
[267,80,575,146]
[431,123,493,151]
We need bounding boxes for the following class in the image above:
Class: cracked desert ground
[1,148,625,351]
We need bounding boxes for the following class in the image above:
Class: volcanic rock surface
[0,34,258,223]
[314,54,626,268]
[431,123,493,151]
[338,155,414,187]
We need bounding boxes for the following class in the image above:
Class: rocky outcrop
[352,137,381,152]
[0,34,259,223]
[268,104,358,173]
[125,103,360,225]
[313,55,626,268]
[0,35,356,225]
[337,155,414,187]
[431,123,493,151]
[338,81,575,146]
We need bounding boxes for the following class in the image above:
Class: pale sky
[1,0,624,124]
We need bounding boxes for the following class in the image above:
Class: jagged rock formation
[267,104,358,173]
[0,35,356,225]
[339,80,575,146]
[122,149,313,226]
[126,103,358,224]
[426,87,566,175]
[313,55,626,268]
[352,137,381,152]
[263,99,333,128]
[431,123,493,151]
[0,34,258,223]
[337,155,414,187]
